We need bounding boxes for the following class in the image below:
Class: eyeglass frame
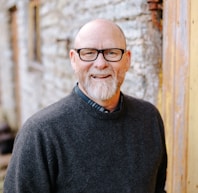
[74,48,126,62]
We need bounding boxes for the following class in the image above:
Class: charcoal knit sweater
[4,88,167,193]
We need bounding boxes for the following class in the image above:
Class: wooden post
[9,6,21,129]
[187,0,198,192]
[162,0,189,192]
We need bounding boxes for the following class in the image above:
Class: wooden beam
[10,6,21,129]
[187,0,198,192]
[162,0,189,192]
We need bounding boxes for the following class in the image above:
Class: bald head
[73,19,127,49]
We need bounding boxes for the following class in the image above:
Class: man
[4,19,167,193]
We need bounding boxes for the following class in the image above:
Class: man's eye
[109,52,116,55]
[85,51,94,55]
[82,50,96,55]
[107,51,118,56]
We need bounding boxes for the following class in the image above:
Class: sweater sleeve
[154,110,167,193]
[3,119,56,193]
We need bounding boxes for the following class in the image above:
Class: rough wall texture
[0,0,162,129]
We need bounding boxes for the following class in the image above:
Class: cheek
[113,63,127,75]
[113,65,128,82]
[75,63,92,75]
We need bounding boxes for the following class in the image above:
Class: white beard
[76,68,126,101]
[85,76,117,101]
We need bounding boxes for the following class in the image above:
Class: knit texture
[4,88,167,193]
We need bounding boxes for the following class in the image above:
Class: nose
[93,52,108,69]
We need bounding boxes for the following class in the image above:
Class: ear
[69,49,77,71]
[125,50,131,72]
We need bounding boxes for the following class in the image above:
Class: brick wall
[0,0,162,128]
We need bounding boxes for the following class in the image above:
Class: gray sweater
[4,88,167,193]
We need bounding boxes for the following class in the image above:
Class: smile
[91,74,111,79]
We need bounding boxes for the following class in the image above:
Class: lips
[91,74,111,79]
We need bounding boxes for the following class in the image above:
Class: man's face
[70,20,131,101]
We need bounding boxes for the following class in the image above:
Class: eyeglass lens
[78,48,124,62]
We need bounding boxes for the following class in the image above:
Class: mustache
[88,69,114,76]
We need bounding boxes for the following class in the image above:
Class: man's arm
[3,120,55,193]
[155,111,167,193]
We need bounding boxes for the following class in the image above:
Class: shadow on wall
[0,123,15,192]
[0,123,15,155]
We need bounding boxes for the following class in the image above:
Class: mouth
[91,74,111,79]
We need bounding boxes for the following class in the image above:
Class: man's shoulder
[23,91,77,128]
[123,94,159,115]
[14,92,80,145]
[123,94,155,107]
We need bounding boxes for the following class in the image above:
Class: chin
[86,81,118,101]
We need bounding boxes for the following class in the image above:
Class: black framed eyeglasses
[74,48,126,62]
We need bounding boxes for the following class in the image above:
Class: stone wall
[0,0,162,129]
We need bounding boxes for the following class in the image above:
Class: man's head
[70,19,131,102]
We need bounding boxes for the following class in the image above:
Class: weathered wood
[163,0,189,192]
[187,0,198,192]
[10,7,21,129]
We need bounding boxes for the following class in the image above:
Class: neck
[78,83,121,112]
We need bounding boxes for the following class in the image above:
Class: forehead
[74,20,126,48]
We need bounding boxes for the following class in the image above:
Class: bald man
[4,19,167,193]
